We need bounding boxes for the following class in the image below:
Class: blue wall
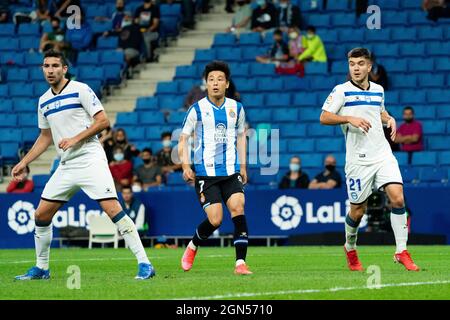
[1,187,449,248]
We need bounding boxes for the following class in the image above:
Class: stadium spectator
[277,0,302,32]
[113,11,144,68]
[256,28,289,64]
[134,148,163,190]
[132,178,144,192]
[40,16,67,53]
[251,0,278,32]
[369,53,389,90]
[53,0,82,18]
[275,26,305,76]
[32,0,51,23]
[109,128,139,162]
[423,0,450,21]
[120,185,148,235]
[7,166,34,193]
[226,78,241,101]
[97,0,126,31]
[65,11,93,62]
[134,0,160,62]
[298,26,327,63]
[0,0,10,23]
[279,156,310,189]
[225,0,234,13]
[355,0,369,18]
[109,146,134,191]
[226,0,252,33]
[184,80,207,109]
[395,106,424,164]
[156,132,182,175]
[100,126,116,163]
[308,155,342,189]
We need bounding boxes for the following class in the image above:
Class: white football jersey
[38,80,107,163]
[322,80,392,165]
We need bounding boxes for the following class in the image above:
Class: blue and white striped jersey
[38,80,106,163]
[322,80,392,165]
[181,97,246,177]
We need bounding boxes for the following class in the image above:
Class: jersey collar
[51,79,71,96]
[350,80,370,91]
[206,96,226,110]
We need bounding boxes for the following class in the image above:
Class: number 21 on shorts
[348,178,362,201]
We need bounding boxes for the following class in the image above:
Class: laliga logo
[271,196,303,230]
[8,201,35,235]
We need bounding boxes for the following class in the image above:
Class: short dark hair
[43,49,68,66]
[403,106,414,113]
[347,47,372,60]
[161,131,172,139]
[142,148,152,155]
[122,185,132,192]
[113,146,124,153]
[274,29,283,37]
[203,60,230,81]
[50,16,60,24]
[306,25,316,33]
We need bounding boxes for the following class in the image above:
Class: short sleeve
[37,100,50,129]
[79,84,104,117]
[181,105,197,136]
[322,85,345,114]
[237,104,246,134]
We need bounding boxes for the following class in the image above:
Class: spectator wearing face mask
[109,146,134,191]
[226,0,252,33]
[277,0,302,32]
[98,0,126,30]
[279,156,310,189]
[120,185,148,236]
[309,155,342,189]
[156,132,182,175]
[134,148,163,190]
[117,11,144,67]
[298,25,327,63]
[40,16,67,53]
[395,106,424,164]
[251,0,278,32]
[134,0,160,62]
[106,128,139,163]
[256,28,289,64]
[7,166,34,193]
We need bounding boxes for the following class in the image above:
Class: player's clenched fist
[11,162,27,182]
[182,167,195,182]
[348,116,372,133]
[58,137,78,151]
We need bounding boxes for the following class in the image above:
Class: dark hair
[274,29,283,37]
[403,106,414,113]
[50,16,60,24]
[142,148,152,155]
[43,49,68,66]
[306,25,316,33]
[122,185,132,192]
[113,146,124,153]
[161,131,172,139]
[347,47,372,60]
[203,60,230,81]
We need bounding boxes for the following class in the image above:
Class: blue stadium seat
[427,90,450,104]
[246,109,271,122]
[18,114,38,127]
[91,20,113,34]
[0,128,21,142]
[101,50,125,66]
[104,64,122,84]
[0,23,15,36]
[306,14,330,28]
[428,137,450,150]
[283,77,309,91]
[326,0,352,11]
[307,123,334,136]
[22,128,39,143]
[391,28,417,41]
[411,152,437,166]
[293,92,317,106]
[420,167,447,183]
[33,174,51,189]
[390,75,417,89]
[234,78,257,92]
[239,32,261,46]
[263,31,275,46]
[175,65,199,78]
[136,97,159,110]
[194,49,215,62]
[14,98,36,113]
[414,106,436,119]
[326,45,347,60]
[241,46,267,61]
[145,126,164,140]
[331,61,348,74]
[10,83,34,97]
[229,62,250,77]
[258,77,283,92]
[19,36,40,50]
[393,152,408,166]
[241,93,264,108]
[212,33,236,47]
[376,0,401,9]
[365,29,390,42]
[0,51,24,66]
[124,127,146,141]
[417,26,443,40]
[300,154,323,168]
[426,42,450,56]
[331,14,356,27]
[422,120,446,135]
[299,107,320,121]
[385,91,399,104]
[315,138,344,152]
[0,142,19,163]
[288,139,315,152]
[298,0,322,11]
[76,52,99,67]
[167,172,186,186]
[116,112,138,126]
[216,48,241,62]
[160,16,181,38]
[310,76,337,90]
[408,11,431,25]
[24,52,44,66]
[318,29,338,44]
[139,111,165,124]
[0,84,8,97]
[408,58,434,72]
[372,43,399,57]
[7,68,28,82]
[400,42,426,56]
[159,96,184,110]
[401,167,419,183]
[156,81,178,95]
[439,151,450,166]
[0,37,19,51]
[418,74,444,87]
[399,90,426,104]
[266,93,291,107]
[305,62,327,75]
[435,57,450,71]
[179,79,200,93]
[382,11,407,25]
[167,111,186,124]
[97,36,118,49]
[279,123,307,137]
[18,23,40,36]
[78,66,104,81]
[0,99,13,113]
[250,63,275,76]
[160,3,182,17]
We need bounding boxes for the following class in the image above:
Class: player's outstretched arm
[11,128,53,181]
[58,110,110,151]
[178,134,195,182]
[320,111,372,133]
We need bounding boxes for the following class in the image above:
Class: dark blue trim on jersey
[193,103,207,176]
[43,103,83,117]
[206,96,226,110]
[40,92,79,109]
[344,101,382,107]
[344,91,383,97]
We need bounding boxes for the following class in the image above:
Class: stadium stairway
[0,0,230,192]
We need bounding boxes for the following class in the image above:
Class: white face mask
[132,185,142,192]
[289,32,298,40]
[121,20,132,28]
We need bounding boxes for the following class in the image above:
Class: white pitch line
[175,280,450,300]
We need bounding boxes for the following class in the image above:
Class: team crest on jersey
[214,123,227,143]
[229,110,236,118]
[365,95,372,103]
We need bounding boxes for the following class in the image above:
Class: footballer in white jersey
[12,50,155,281]
[320,48,419,272]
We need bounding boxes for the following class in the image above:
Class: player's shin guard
[113,212,150,264]
[34,220,53,270]
[344,214,360,251]
[192,219,219,248]
[390,207,408,253]
[232,215,249,265]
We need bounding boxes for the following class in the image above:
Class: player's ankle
[236,259,245,267]
[188,241,197,251]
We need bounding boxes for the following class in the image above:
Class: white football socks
[35,224,53,270]
[391,211,408,254]
[114,214,150,265]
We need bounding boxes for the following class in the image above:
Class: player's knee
[34,210,52,224]
[390,194,405,208]
[228,203,244,216]
[351,205,366,219]
[209,216,222,228]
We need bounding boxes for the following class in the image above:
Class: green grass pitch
[0,246,449,300]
